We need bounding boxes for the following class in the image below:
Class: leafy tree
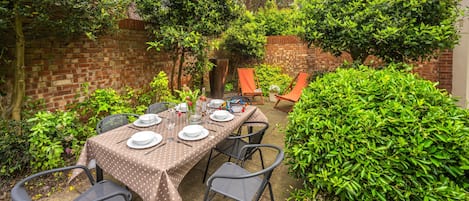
[0,0,129,121]
[255,0,304,36]
[298,0,462,64]
[243,0,295,11]
[136,0,243,91]
[221,11,267,60]
[221,1,303,61]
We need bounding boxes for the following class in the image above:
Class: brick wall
[12,30,452,111]
[23,19,172,110]
[264,35,453,92]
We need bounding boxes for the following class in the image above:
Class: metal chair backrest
[237,143,283,175]
[146,102,169,114]
[205,144,284,201]
[11,165,132,201]
[234,121,269,158]
[96,113,139,134]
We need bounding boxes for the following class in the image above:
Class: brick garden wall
[6,29,452,111]
[22,19,172,110]
[264,35,453,92]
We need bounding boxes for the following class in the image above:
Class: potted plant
[268,85,280,102]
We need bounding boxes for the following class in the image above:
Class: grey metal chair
[146,102,170,114]
[95,113,139,134]
[203,121,269,182]
[204,144,284,201]
[95,113,139,181]
[11,165,132,201]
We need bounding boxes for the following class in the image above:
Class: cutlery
[116,137,130,144]
[128,126,142,131]
[206,128,217,132]
[144,142,167,155]
[176,140,192,147]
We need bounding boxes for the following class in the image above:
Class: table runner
[73,106,267,201]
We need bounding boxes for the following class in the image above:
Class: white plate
[127,132,163,149]
[178,128,209,141]
[209,113,234,122]
[133,117,162,127]
[175,104,188,113]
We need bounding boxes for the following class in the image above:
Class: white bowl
[231,105,243,113]
[131,131,155,145]
[213,110,229,120]
[183,125,203,137]
[139,114,157,124]
[177,103,188,112]
[209,99,225,108]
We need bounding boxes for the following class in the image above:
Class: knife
[144,142,167,155]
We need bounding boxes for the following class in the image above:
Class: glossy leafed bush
[254,64,292,96]
[286,64,469,200]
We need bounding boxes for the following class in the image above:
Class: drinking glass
[166,107,176,130]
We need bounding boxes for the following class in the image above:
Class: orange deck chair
[237,68,264,104]
[274,72,310,112]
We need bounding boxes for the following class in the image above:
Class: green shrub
[149,71,175,103]
[1,96,47,178]
[28,111,88,171]
[225,82,234,92]
[286,64,469,200]
[70,85,135,128]
[0,120,32,177]
[254,64,293,96]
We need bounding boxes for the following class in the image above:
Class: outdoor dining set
[11,97,284,201]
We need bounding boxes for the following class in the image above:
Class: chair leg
[203,188,213,201]
[273,99,281,108]
[96,165,103,181]
[274,99,294,113]
[268,182,275,201]
[203,149,214,183]
[258,149,265,169]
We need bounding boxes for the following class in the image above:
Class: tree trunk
[170,48,179,94]
[350,47,368,64]
[177,49,185,90]
[10,3,25,121]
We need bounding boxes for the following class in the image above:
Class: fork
[176,140,192,147]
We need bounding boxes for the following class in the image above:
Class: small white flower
[269,85,280,93]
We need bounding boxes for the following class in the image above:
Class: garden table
[72,105,267,201]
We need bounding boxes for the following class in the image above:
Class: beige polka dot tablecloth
[72,106,267,201]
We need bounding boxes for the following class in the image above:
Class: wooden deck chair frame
[237,68,264,105]
[274,72,310,112]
